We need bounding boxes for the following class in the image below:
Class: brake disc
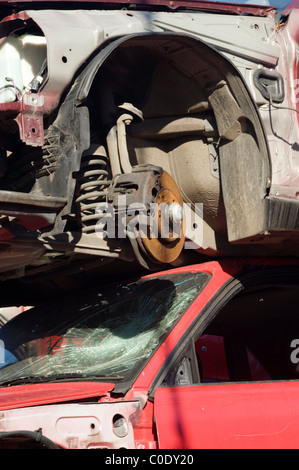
[136,170,185,264]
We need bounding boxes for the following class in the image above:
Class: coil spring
[76,146,111,234]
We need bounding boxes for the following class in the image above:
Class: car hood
[0,382,115,411]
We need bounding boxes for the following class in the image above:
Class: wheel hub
[137,170,185,264]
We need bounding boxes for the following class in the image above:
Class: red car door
[152,262,299,449]
[154,381,299,449]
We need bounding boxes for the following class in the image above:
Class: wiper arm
[0,373,124,387]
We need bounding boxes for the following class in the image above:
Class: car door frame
[149,263,299,448]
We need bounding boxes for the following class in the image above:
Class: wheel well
[83,33,270,249]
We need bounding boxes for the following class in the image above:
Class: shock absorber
[76,144,111,234]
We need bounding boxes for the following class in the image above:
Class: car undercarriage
[0,1,297,304]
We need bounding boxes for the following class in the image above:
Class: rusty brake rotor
[137,170,185,264]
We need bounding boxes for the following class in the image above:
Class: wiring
[262,83,299,114]
[2,77,22,101]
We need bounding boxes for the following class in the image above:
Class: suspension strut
[76,144,111,234]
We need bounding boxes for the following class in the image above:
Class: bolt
[168,203,184,224]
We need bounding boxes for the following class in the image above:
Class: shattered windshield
[0,271,209,390]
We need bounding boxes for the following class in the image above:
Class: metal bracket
[16,93,45,147]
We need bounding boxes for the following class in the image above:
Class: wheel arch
[54,31,272,252]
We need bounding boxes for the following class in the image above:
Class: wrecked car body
[0,0,297,302]
[1,258,299,448]
[0,0,299,451]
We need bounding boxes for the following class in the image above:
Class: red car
[0,257,299,449]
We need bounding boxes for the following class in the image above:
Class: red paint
[196,334,230,381]
[131,259,244,391]
[0,382,115,411]
[155,381,299,448]
[130,257,299,392]
[1,258,299,448]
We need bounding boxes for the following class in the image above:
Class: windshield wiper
[0,372,124,387]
